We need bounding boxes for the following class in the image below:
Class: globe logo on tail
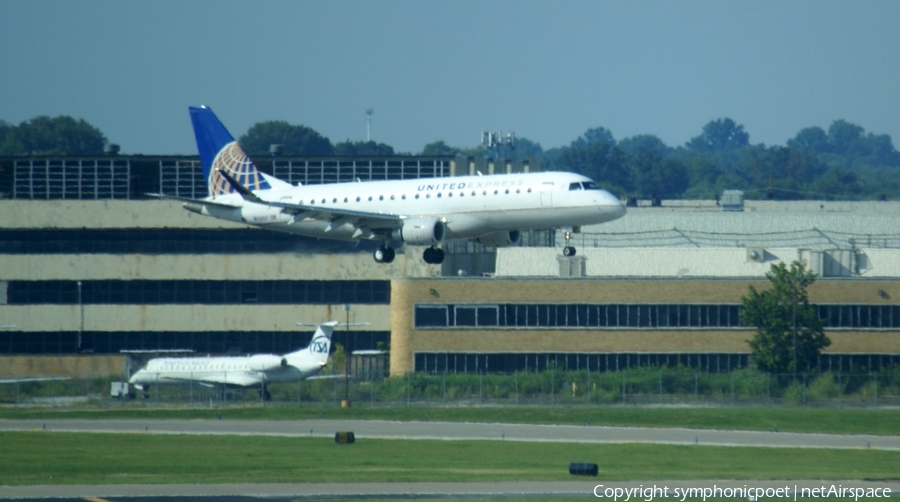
[208,142,271,196]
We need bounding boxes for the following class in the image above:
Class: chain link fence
[2,369,899,409]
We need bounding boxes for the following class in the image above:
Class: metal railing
[560,228,900,250]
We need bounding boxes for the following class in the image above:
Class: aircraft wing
[266,199,402,227]
[155,377,217,389]
[152,169,407,235]
[0,377,70,384]
[216,168,404,233]
[146,193,241,209]
[153,372,261,387]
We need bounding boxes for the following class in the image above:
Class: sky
[2,1,899,156]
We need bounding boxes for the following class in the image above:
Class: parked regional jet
[158,106,626,264]
[128,321,348,399]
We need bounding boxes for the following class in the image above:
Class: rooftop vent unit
[746,247,765,263]
[721,190,744,212]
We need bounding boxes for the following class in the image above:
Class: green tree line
[0,116,107,156]
[4,113,899,200]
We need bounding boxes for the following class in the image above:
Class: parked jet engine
[248,355,286,372]
[392,217,445,245]
[474,230,521,247]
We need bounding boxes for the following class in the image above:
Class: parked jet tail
[189,106,289,197]
[284,321,369,369]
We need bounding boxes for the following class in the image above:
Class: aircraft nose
[600,191,627,219]
[611,198,626,218]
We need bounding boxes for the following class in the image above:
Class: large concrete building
[388,277,900,376]
[2,155,900,378]
[0,155,460,377]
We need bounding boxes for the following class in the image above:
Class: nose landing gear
[562,230,577,257]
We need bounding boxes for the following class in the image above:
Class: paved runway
[2,419,899,499]
[2,418,899,449]
[2,480,899,500]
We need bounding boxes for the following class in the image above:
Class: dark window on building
[415,305,449,327]
[454,306,477,326]
[477,306,499,326]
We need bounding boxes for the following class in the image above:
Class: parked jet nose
[600,191,627,221]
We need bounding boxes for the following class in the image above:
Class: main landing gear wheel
[373,245,395,264]
[423,246,445,264]
[562,230,576,257]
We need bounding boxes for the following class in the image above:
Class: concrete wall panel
[0,200,239,229]
[0,355,125,378]
[0,252,437,281]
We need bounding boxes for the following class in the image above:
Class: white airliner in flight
[162,106,626,264]
[129,321,347,399]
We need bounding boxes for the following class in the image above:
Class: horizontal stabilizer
[306,374,348,380]
[296,321,372,328]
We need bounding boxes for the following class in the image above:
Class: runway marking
[84,498,112,502]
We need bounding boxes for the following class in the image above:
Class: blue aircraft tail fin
[189,106,275,196]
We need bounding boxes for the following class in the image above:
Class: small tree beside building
[740,261,831,376]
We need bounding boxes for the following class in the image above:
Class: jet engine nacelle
[474,230,521,247]
[392,217,445,245]
[240,204,287,224]
[247,355,286,372]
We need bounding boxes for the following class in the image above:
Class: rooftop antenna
[481,129,515,158]
[365,108,374,142]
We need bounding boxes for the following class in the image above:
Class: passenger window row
[307,187,535,205]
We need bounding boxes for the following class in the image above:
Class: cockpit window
[582,181,602,190]
[568,182,583,191]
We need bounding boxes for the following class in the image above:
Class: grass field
[1,431,898,486]
[2,405,899,435]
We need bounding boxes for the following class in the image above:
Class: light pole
[78,280,83,351]
[343,303,351,407]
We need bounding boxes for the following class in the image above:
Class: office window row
[0,229,379,254]
[6,280,390,305]
[414,352,751,374]
[0,330,389,355]
[415,303,743,329]
[817,304,900,329]
[415,303,900,330]
[413,352,900,374]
